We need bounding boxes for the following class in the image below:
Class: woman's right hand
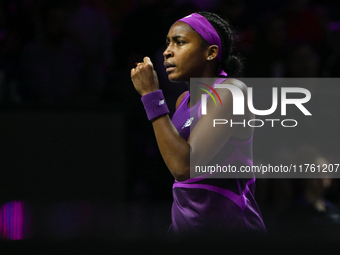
[131,56,159,96]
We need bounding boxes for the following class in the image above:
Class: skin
[131,21,254,181]
[163,22,218,83]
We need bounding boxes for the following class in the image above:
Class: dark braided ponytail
[196,12,243,76]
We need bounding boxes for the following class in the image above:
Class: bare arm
[152,115,191,181]
[131,57,250,181]
[153,91,190,180]
[131,57,190,180]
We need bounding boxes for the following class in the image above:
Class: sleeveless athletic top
[168,78,266,237]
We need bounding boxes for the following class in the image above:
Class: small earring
[208,57,212,60]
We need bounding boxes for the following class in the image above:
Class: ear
[206,45,219,61]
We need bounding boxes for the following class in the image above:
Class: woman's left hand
[131,57,159,96]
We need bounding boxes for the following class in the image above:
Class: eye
[177,40,185,45]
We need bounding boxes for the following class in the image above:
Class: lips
[164,62,176,73]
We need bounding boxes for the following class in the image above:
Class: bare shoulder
[214,78,248,99]
[221,78,247,92]
[175,91,189,110]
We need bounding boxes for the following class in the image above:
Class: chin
[167,73,187,83]
[168,74,180,82]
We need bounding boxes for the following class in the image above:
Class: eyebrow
[166,35,188,41]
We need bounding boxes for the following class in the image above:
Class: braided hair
[196,12,243,76]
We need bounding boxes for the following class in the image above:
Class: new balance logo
[182,117,194,129]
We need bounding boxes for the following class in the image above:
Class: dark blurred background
[0,0,340,252]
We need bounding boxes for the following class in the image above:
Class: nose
[163,45,173,59]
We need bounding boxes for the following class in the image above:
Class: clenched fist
[131,57,159,96]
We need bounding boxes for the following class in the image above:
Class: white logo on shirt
[182,117,194,129]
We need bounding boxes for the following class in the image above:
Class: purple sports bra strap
[177,91,189,110]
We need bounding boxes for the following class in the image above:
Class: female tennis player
[131,12,266,237]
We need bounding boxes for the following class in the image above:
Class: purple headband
[177,13,227,76]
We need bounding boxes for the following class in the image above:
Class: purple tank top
[168,79,266,236]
